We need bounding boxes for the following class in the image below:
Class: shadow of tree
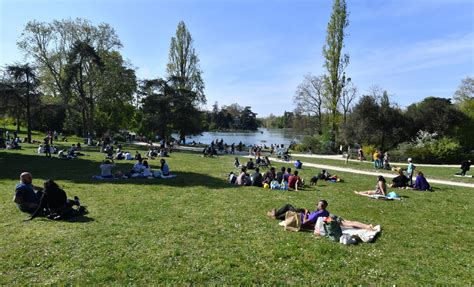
[0,151,233,189]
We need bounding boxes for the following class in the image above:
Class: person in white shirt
[141,160,153,177]
[100,159,116,178]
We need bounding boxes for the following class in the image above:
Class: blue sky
[1,0,473,117]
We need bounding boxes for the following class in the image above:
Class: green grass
[290,155,474,184]
[1,145,473,285]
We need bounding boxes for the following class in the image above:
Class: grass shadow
[0,150,233,189]
[64,215,95,223]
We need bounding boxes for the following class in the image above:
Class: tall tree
[294,74,325,135]
[453,76,474,103]
[322,0,349,144]
[5,64,41,142]
[339,79,357,124]
[17,18,123,134]
[63,40,104,136]
[166,21,205,104]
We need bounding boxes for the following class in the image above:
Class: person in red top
[288,170,303,190]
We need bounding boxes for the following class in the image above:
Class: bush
[292,135,335,154]
[390,137,465,164]
[362,145,377,160]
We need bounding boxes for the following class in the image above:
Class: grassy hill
[0,142,472,284]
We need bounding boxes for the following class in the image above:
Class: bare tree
[294,74,325,135]
[340,80,357,124]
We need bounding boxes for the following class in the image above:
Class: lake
[177,128,303,147]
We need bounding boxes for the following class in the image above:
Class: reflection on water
[175,128,302,147]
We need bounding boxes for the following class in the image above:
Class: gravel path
[268,157,474,188]
[290,153,459,167]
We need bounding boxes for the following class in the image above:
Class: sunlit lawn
[0,143,472,284]
[289,155,473,184]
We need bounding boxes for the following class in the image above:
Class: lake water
[178,128,302,147]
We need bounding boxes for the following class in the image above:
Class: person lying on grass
[317,169,341,182]
[26,179,86,221]
[267,200,379,231]
[354,175,387,196]
[14,172,44,214]
[267,200,329,230]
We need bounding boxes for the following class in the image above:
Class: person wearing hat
[406,158,416,186]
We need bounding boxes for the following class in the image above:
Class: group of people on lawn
[13,172,87,221]
[230,157,305,190]
[98,157,170,179]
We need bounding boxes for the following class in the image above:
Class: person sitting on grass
[124,151,133,160]
[160,159,170,176]
[276,167,286,183]
[288,170,303,191]
[263,156,271,168]
[115,149,125,160]
[26,179,86,221]
[251,167,263,187]
[236,167,251,186]
[131,158,145,175]
[138,160,153,178]
[412,171,431,191]
[267,200,330,230]
[134,151,142,161]
[354,175,387,196]
[100,159,116,178]
[294,159,303,169]
[263,167,276,184]
[246,158,255,170]
[234,157,241,168]
[283,167,292,183]
[390,169,408,188]
[14,172,44,214]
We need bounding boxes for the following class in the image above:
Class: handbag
[279,211,301,232]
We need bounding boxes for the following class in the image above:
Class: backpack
[323,215,343,242]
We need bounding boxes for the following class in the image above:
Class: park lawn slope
[0,146,472,284]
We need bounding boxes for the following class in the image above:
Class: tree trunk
[26,74,32,143]
[16,115,20,132]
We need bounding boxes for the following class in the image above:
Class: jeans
[274,204,305,220]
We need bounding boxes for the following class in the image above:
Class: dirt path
[268,157,474,188]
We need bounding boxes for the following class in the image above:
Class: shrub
[291,135,334,154]
[362,145,377,160]
[390,137,465,164]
